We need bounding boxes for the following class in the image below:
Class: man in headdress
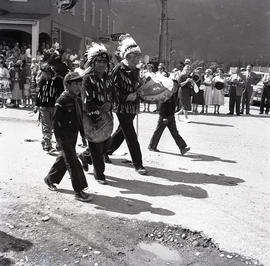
[106,34,147,175]
[80,43,113,184]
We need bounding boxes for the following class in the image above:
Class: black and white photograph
[0,0,269,265]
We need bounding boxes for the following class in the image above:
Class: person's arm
[53,102,64,139]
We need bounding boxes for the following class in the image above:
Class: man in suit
[241,64,260,115]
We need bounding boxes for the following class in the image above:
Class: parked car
[251,72,265,105]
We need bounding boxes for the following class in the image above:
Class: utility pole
[158,0,166,63]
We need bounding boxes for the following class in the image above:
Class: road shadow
[93,194,175,216]
[112,159,244,186]
[0,231,33,253]
[157,151,236,163]
[55,189,175,216]
[56,188,74,195]
[189,121,234,127]
[106,176,208,199]
[0,256,14,266]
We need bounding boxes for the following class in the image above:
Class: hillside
[112,0,270,64]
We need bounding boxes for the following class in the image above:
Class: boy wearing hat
[44,72,92,202]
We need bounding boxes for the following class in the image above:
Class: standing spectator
[10,62,25,107]
[227,67,245,116]
[176,64,194,123]
[203,69,213,113]
[35,64,64,151]
[259,68,270,115]
[107,34,147,175]
[74,58,85,75]
[0,60,11,108]
[142,63,154,112]
[212,68,227,114]
[241,64,260,115]
[191,67,204,114]
[69,49,78,63]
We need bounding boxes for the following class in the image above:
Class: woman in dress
[9,62,25,107]
[203,68,213,113]
[176,64,194,123]
[212,68,227,114]
[0,60,11,108]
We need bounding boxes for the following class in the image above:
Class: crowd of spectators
[0,41,82,108]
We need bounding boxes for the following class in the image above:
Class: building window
[83,0,87,22]
[91,1,95,27]
[99,8,103,32]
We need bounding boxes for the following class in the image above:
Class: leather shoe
[75,191,93,202]
[44,177,57,191]
[148,146,159,152]
[180,146,190,156]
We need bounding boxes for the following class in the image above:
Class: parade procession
[0,0,269,266]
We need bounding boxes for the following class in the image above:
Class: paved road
[0,101,269,265]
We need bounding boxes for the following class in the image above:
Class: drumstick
[136,114,139,137]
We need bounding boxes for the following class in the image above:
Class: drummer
[148,80,190,156]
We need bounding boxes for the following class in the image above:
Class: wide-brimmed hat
[63,71,82,86]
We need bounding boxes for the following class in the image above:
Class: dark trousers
[241,89,252,114]
[107,113,143,168]
[46,134,88,193]
[260,86,270,114]
[229,87,241,115]
[88,140,107,180]
[149,115,187,150]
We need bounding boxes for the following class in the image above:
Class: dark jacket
[36,75,64,107]
[159,94,177,117]
[111,62,141,114]
[53,91,84,139]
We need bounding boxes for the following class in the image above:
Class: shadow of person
[157,152,236,163]
[0,231,33,253]
[189,121,234,127]
[111,159,244,186]
[107,176,208,199]
[93,195,175,216]
[54,189,175,216]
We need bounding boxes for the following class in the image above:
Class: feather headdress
[86,42,109,63]
[118,34,141,59]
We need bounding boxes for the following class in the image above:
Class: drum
[138,73,174,103]
[214,77,225,90]
[83,102,113,143]
[214,81,225,90]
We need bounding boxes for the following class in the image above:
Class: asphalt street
[0,100,269,265]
